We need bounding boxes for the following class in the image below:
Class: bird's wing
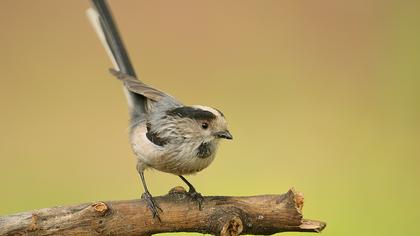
[109,69,178,103]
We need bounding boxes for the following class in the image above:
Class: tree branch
[0,187,326,235]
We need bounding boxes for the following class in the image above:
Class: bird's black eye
[201,122,209,129]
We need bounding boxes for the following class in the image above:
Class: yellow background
[1,1,419,235]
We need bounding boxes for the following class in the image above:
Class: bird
[87,0,232,219]
[110,69,232,218]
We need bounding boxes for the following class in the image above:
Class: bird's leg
[178,175,204,210]
[139,171,162,220]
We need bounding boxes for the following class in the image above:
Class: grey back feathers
[109,69,181,124]
[110,69,173,103]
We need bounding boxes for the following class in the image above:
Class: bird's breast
[130,123,218,175]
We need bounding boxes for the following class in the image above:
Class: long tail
[86,0,146,118]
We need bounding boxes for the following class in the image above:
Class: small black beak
[214,130,233,140]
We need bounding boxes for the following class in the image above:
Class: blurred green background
[1,1,419,235]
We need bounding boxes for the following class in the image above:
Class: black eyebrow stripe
[166,106,216,120]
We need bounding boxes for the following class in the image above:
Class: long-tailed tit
[87,0,232,219]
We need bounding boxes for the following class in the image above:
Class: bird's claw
[142,191,163,221]
[187,190,204,210]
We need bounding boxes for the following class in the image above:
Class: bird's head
[165,105,232,143]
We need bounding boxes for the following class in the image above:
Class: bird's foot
[141,191,163,221]
[187,189,204,210]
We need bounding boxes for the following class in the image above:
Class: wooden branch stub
[0,188,326,235]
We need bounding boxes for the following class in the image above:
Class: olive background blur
[1,1,419,235]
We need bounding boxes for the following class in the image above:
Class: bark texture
[0,187,326,235]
